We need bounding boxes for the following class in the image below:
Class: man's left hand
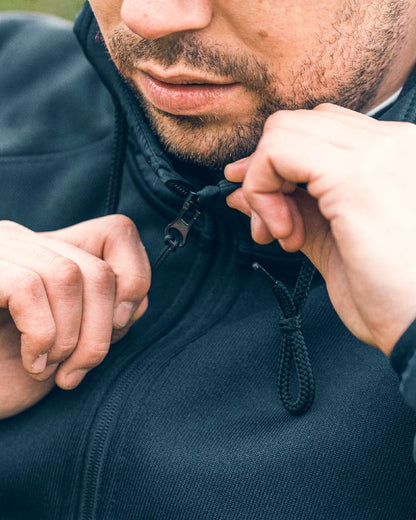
[225,104,416,356]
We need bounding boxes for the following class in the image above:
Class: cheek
[213,5,291,79]
[217,0,341,71]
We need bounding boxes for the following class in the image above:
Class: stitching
[0,135,113,164]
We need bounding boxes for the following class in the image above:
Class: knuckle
[81,343,110,368]
[50,257,82,288]
[51,337,79,360]
[0,220,28,235]
[265,110,291,130]
[314,103,334,112]
[108,214,139,237]
[130,273,151,297]
[16,271,44,297]
[0,220,25,233]
[242,181,257,203]
[90,260,116,288]
[23,326,57,353]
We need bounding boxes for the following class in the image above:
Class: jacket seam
[0,134,113,163]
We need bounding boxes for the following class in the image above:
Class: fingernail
[64,369,88,389]
[31,353,48,374]
[113,301,136,329]
[226,196,235,208]
[36,363,59,381]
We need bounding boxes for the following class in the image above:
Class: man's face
[90,0,413,169]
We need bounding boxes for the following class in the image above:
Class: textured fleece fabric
[1,5,416,519]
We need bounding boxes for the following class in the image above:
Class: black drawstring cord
[152,235,180,273]
[253,258,316,415]
[106,104,316,413]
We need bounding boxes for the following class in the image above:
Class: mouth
[140,67,236,86]
[134,69,241,115]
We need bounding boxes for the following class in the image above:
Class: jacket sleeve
[390,320,416,462]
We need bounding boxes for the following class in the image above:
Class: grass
[0,0,84,20]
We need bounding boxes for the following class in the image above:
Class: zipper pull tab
[152,192,202,273]
[164,192,201,249]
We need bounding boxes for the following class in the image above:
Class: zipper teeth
[79,351,180,519]
[79,333,200,518]
[77,194,240,519]
[78,244,237,520]
[79,399,120,520]
[166,180,192,198]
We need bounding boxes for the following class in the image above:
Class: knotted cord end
[279,315,302,334]
[254,259,316,416]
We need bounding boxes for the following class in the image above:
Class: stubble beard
[108,1,408,170]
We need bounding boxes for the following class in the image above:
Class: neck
[362,34,416,113]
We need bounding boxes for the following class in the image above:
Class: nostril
[121,0,213,40]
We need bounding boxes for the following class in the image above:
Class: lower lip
[136,71,239,115]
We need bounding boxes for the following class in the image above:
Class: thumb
[292,188,334,279]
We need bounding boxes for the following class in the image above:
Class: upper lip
[139,68,236,86]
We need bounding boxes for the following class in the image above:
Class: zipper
[152,190,202,272]
[77,192,242,520]
[78,189,203,520]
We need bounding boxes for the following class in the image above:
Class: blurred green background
[0,0,84,20]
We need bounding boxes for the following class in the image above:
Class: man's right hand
[0,215,151,420]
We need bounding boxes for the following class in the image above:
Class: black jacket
[1,5,416,519]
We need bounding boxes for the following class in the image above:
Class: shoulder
[0,12,114,156]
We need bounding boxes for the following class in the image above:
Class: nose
[121,0,213,40]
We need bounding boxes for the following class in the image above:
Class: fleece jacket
[1,5,416,519]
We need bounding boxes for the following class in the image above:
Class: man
[1,0,416,517]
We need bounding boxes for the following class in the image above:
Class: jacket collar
[379,66,416,123]
[74,2,416,199]
[74,2,185,187]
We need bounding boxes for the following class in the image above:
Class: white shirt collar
[366,88,403,117]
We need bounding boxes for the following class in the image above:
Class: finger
[292,188,333,277]
[226,188,251,216]
[250,211,274,244]
[313,103,375,123]
[54,256,116,390]
[24,235,120,365]
[44,215,151,329]
[27,236,119,389]
[281,181,297,194]
[277,193,306,252]
[0,260,56,375]
[0,239,82,374]
[265,109,372,151]
[228,189,296,246]
[310,106,381,138]
[243,151,294,238]
[224,154,254,182]
[227,181,296,225]
[251,123,349,195]
[111,296,149,344]
[226,189,279,244]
